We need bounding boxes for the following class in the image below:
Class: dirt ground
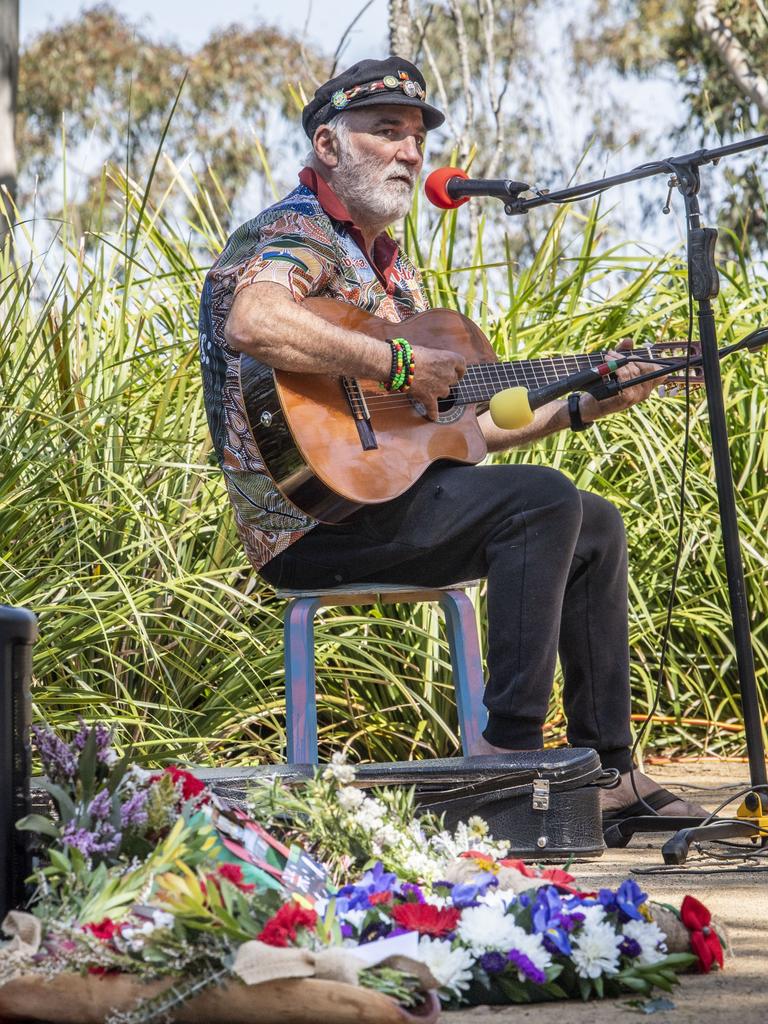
[450,762,767,1024]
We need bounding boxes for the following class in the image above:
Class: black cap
[302,56,445,140]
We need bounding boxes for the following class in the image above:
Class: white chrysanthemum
[417,936,475,998]
[577,903,607,928]
[622,919,668,966]
[457,905,524,953]
[507,928,552,981]
[571,920,623,979]
[337,786,364,811]
[477,887,516,912]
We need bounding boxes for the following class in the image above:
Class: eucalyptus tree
[0,0,18,253]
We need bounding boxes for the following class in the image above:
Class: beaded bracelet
[380,338,415,392]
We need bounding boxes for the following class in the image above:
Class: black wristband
[568,392,591,432]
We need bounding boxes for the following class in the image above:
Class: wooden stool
[277,583,487,763]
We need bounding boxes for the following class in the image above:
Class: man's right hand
[409,346,467,420]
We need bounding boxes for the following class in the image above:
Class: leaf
[15,814,60,839]
[36,779,77,821]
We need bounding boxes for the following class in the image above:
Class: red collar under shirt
[298,166,400,294]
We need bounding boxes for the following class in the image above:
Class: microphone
[489,359,625,430]
[424,167,531,210]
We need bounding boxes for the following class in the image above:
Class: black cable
[625,286,696,816]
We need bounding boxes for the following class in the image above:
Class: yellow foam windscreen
[489,387,534,430]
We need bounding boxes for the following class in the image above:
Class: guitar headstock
[643,340,704,390]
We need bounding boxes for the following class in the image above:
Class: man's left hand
[578,337,668,423]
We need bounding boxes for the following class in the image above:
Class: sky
[21,0,389,62]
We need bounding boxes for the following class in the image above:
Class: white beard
[332,146,416,230]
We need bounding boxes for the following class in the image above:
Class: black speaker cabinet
[0,606,37,920]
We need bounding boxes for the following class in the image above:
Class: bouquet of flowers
[0,724,724,1024]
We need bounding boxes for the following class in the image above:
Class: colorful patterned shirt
[198,168,430,572]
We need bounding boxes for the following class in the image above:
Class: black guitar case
[193,748,611,860]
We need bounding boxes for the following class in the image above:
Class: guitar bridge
[341,377,378,451]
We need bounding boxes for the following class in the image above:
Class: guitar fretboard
[454,346,660,405]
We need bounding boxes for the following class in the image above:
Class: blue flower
[531,886,574,955]
[450,871,498,908]
[335,861,399,913]
[615,879,648,922]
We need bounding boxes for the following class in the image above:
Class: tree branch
[694,0,768,117]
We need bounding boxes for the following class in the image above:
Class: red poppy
[163,766,208,803]
[217,862,256,891]
[258,902,318,947]
[681,895,724,973]
[83,918,119,941]
[391,903,461,938]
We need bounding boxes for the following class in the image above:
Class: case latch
[532,777,550,811]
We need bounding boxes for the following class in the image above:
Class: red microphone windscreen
[424,167,470,210]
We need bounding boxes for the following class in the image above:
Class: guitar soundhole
[411,393,465,424]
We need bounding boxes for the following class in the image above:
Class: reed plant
[2,157,766,766]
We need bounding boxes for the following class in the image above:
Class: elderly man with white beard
[198,57,705,823]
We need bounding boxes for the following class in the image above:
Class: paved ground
[451,762,767,1024]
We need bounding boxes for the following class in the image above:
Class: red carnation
[83,918,120,941]
[258,902,318,948]
[163,766,208,803]
[391,902,461,938]
[681,895,724,973]
[217,863,255,892]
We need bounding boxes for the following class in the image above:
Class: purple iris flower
[615,879,648,922]
[508,948,546,985]
[336,861,399,912]
[451,871,498,908]
[531,886,575,955]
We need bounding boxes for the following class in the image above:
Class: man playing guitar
[198,56,704,822]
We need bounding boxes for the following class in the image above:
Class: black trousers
[261,463,633,774]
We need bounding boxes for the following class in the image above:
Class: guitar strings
[341,346,692,414]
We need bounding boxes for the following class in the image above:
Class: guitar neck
[454,346,659,405]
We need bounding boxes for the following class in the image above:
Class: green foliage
[1,140,767,767]
[17,3,327,228]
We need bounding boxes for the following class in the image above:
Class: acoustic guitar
[239,297,696,523]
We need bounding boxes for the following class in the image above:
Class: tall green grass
[2,162,767,765]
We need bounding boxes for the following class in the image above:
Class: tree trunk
[695,0,768,117]
[388,0,413,60]
[0,0,19,254]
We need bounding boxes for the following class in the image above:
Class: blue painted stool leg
[439,590,487,755]
[284,597,321,764]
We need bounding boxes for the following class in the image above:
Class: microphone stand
[502,135,768,864]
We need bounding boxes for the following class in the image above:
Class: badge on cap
[331,90,349,109]
[402,81,418,98]
[383,75,399,89]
